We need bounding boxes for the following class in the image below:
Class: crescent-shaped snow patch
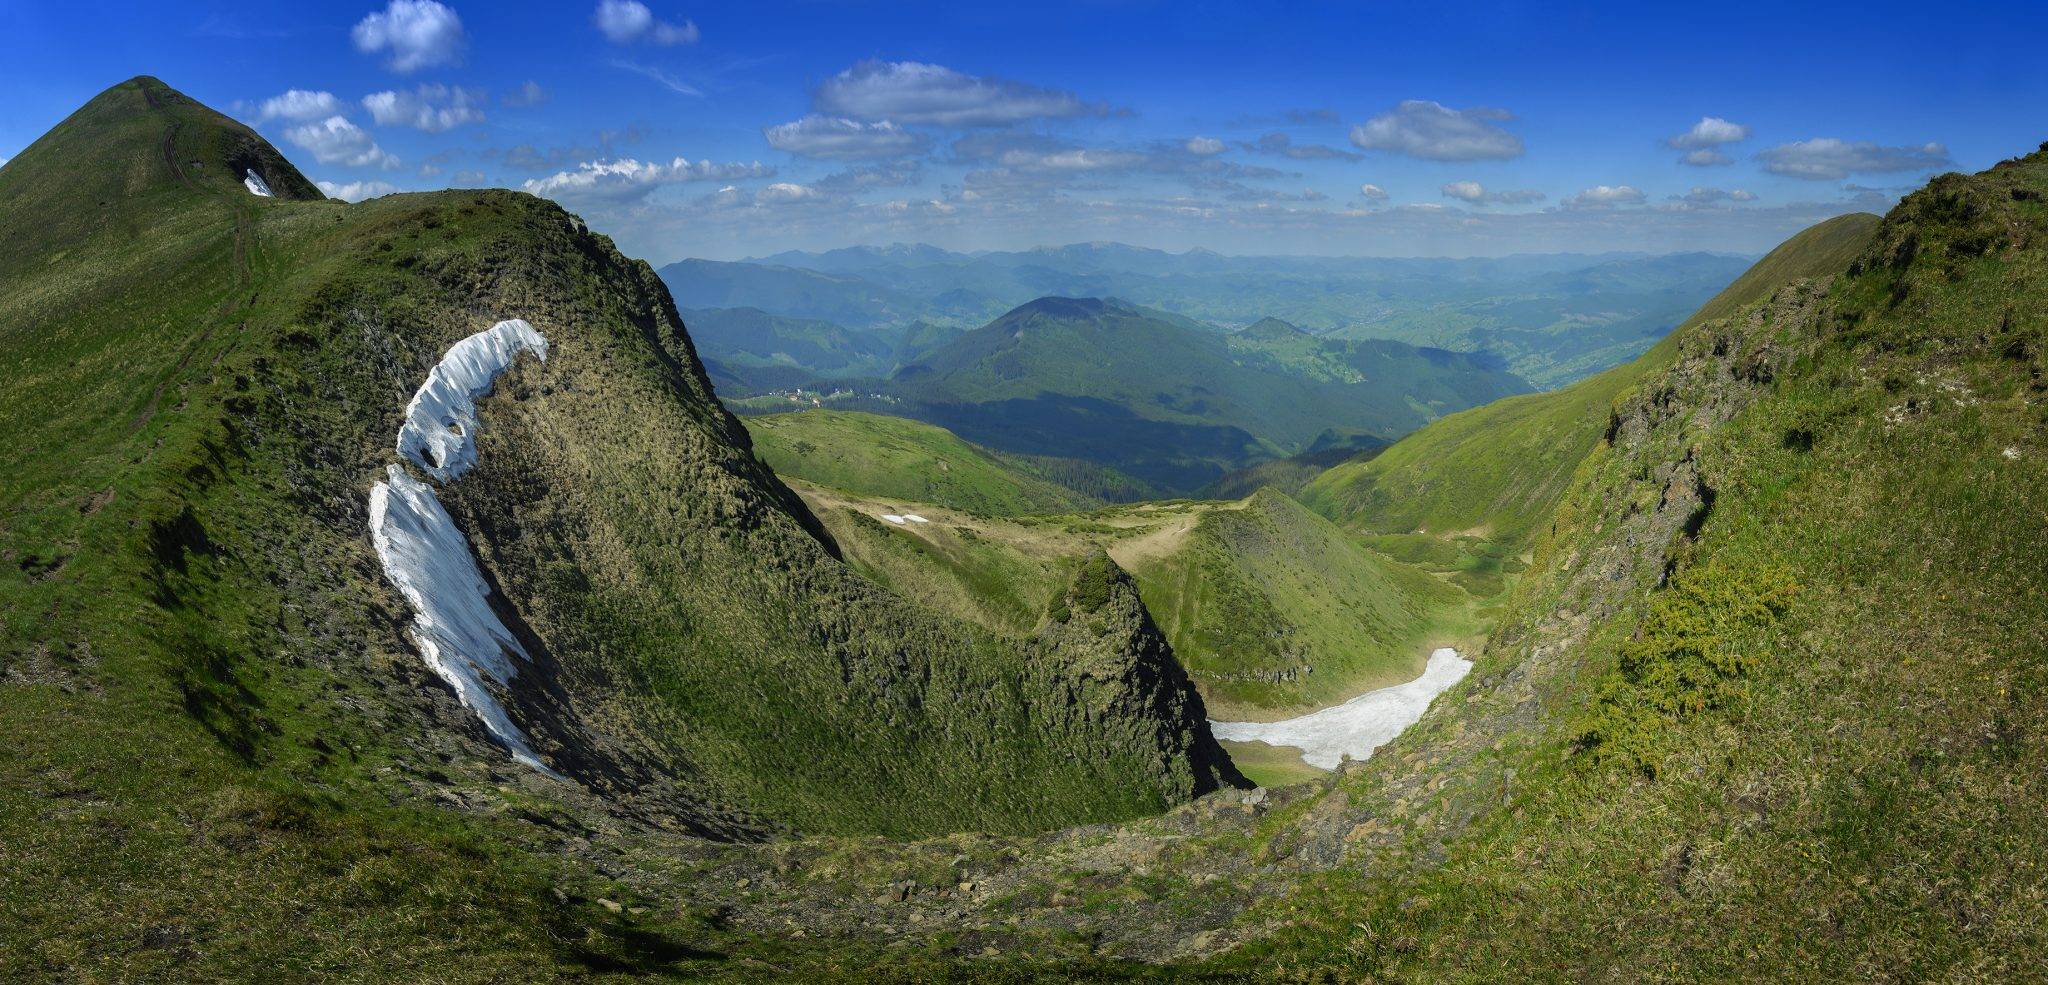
[372,319,560,776]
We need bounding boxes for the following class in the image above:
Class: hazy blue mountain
[666,244,1753,387]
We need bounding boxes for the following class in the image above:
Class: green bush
[1572,561,1798,775]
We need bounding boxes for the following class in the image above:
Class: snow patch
[397,319,549,481]
[881,514,907,525]
[243,169,274,197]
[902,514,929,524]
[371,320,559,776]
[371,466,559,776]
[1211,647,1472,770]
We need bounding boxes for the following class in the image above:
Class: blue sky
[5,1,2045,262]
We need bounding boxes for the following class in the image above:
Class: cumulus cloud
[522,156,774,201]
[593,0,698,45]
[363,84,486,132]
[1246,132,1362,161]
[351,0,465,73]
[253,89,342,122]
[1359,183,1389,201]
[1755,138,1951,180]
[1666,116,1750,165]
[1186,136,1226,156]
[1350,100,1523,160]
[814,60,1104,127]
[501,81,547,107]
[1563,184,1647,209]
[763,116,930,160]
[1440,180,1544,205]
[316,179,401,202]
[284,116,399,169]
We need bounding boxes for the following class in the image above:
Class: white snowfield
[1210,647,1472,770]
[881,514,907,525]
[902,514,930,523]
[243,169,273,197]
[397,319,550,481]
[371,320,560,777]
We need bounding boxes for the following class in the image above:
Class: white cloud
[1440,180,1544,205]
[592,0,698,45]
[1563,184,1647,209]
[254,89,342,122]
[1247,132,1362,161]
[1186,136,1225,156]
[815,60,1102,127]
[284,116,399,169]
[522,157,774,201]
[1755,138,1951,180]
[1666,117,1750,166]
[363,84,486,132]
[755,182,817,203]
[763,116,929,160]
[1350,100,1523,161]
[1672,186,1757,206]
[1359,183,1389,201]
[317,179,401,202]
[352,0,466,73]
[999,148,1145,172]
[501,81,547,107]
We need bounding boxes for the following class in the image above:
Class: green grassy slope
[886,296,1531,491]
[793,481,1479,721]
[1122,489,1478,718]
[1233,150,2048,980]
[746,409,1106,515]
[1299,211,1882,551]
[0,79,1249,976]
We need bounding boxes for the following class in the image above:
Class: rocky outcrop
[1035,552,1249,799]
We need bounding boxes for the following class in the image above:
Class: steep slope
[1226,150,2048,979]
[745,409,1107,515]
[1300,211,1882,551]
[888,296,1530,490]
[0,79,1248,975]
[790,483,1476,721]
[1120,489,1477,719]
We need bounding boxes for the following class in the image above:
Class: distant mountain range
[720,296,1531,491]
[659,242,1754,387]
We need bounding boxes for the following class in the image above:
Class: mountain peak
[0,75,322,220]
[1238,316,1309,340]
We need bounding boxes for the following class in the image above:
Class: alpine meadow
[4,2,2047,981]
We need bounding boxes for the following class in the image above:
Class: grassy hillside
[1232,149,2048,980]
[793,481,1481,721]
[0,78,1244,977]
[886,296,1530,490]
[1300,211,1882,551]
[1121,489,1480,719]
[746,409,1106,515]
